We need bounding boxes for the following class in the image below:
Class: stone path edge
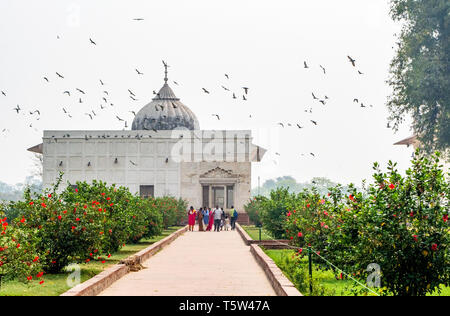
[236,223,303,297]
[60,225,189,296]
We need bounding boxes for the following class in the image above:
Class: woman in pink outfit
[188,206,196,231]
[205,207,214,231]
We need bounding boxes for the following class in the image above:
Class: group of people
[187,206,239,232]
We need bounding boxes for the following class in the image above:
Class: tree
[387,0,449,154]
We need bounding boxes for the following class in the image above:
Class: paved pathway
[99,227,276,296]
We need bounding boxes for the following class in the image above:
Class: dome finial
[162,60,169,83]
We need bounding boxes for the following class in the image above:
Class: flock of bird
[1,17,378,166]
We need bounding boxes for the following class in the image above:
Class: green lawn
[264,249,358,296]
[0,226,184,296]
[242,225,275,241]
[264,249,450,296]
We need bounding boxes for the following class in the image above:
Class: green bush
[0,212,43,285]
[244,197,263,226]
[330,152,450,296]
[258,188,296,239]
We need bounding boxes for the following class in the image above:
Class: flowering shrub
[284,189,335,265]
[0,213,43,284]
[245,151,449,296]
[155,197,187,228]
[2,176,183,276]
[330,152,449,296]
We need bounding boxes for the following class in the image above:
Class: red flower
[298,232,303,237]
[389,183,395,189]
[33,256,39,262]
[99,231,104,235]
[39,281,44,285]
[36,272,44,278]
[298,248,303,254]
[349,195,354,201]
[63,210,67,214]
[58,216,62,220]
[83,205,87,209]
[106,197,111,201]
[16,243,20,248]
[86,259,90,262]
[443,214,448,223]
[101,261,105,264]
[413,235,418,242]
[48,194,52,198]
[29,202,34,206]
[431,244,438,251]
[290,236,293,240]
[41,203,47,208]
[107,254,111,258]
[75,218,80,221]
[75,189,78,193]
[27,276,32,281]
[71,226,76,230]
[101,193,105,196]
[306,204,310,208]
[20,217,26,223]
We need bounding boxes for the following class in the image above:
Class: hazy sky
[0,0,415,187]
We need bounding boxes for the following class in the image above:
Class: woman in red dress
[206,207,214,231]
[188,206,196,231]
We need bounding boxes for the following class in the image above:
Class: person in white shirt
[213,206,223,232]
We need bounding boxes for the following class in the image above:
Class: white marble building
[29,69,266,213]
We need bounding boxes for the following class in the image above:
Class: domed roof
[132,68,199,131]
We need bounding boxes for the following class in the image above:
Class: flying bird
[1,91,6,96]
[225,74,229,79]
[353,98,359,103]
[304,61,309,69]
[358,70,364,75]
[56,72,64,79]
[278,123,285,128]
[242,87,249,94]
[243,95,247,101]
[347,55,356,67]
[135,69,144,75]
[312,93,318,100]
[297,124,303,129]
[13,105,21,113]
[85,113,93,120]
[232,93,237,99]
[310,120,318,125]
[43,77,49,82]
[116,116,124,121]
[133,18,144,21]
[76,88,85,94]
[212,114,220,120]
[221,85,230,91]
[63,91,71,96]
[319,65,326,74]
[128,89,135,96]
[99,79,105,85]
[130,160,137,166]
[202,88,210,94]
[89,38,97,45]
